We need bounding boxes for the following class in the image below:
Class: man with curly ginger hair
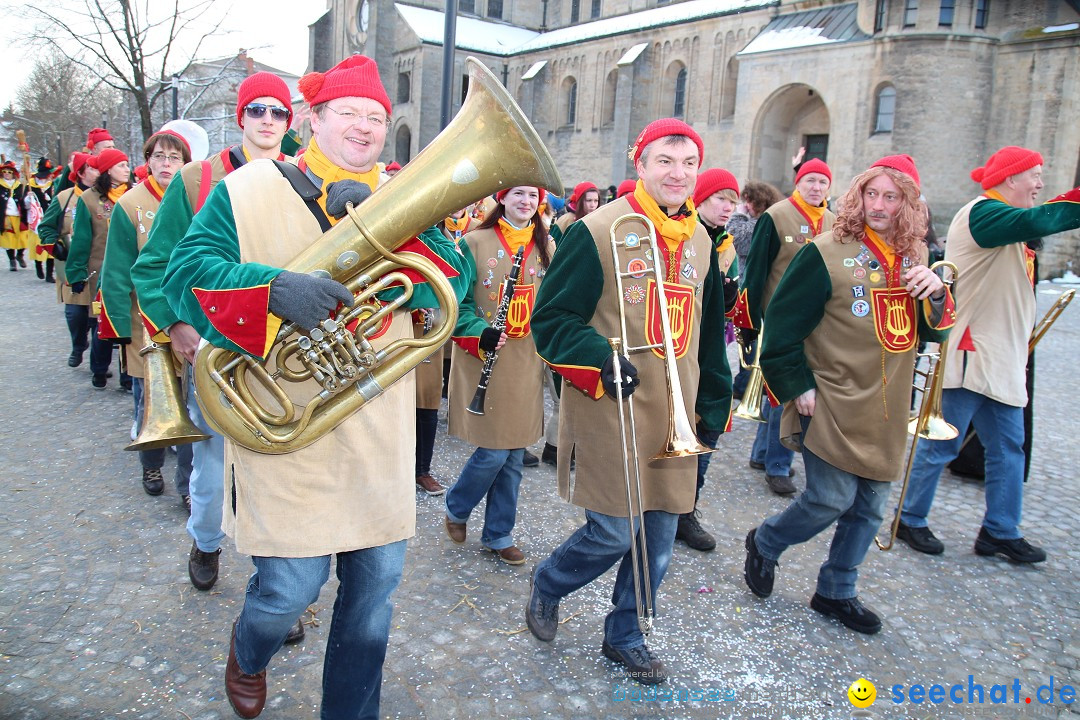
[743,155,956,634]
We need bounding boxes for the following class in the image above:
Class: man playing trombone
[527,119,731,683]
[744,155,955,634]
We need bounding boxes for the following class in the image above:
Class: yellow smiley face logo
[848,678,876,708]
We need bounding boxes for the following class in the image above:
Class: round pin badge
[624,233,640,248]
[851,300,871,317]
[870,271,883,283]
[853,267,867,279]
[627,258,648,279]
[487,257,498,268]
[624,284,646,304]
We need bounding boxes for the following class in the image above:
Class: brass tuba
[193,57,563,454]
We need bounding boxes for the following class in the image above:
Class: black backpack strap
[229,146,247,170]
[272,160,331,233]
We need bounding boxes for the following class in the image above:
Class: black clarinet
[467,246,525,415]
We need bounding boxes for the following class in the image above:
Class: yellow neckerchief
[983,188,1009,205]
[303,137,380,224]
[714,230,734,258]
[30,175,52,189]
[73,186,84,198]
[445,215,470,235]
[497,217,533,255]
[0,178,18,190]
[862,226,898,278]
[107,183,128,205]
[632,179,698,253]
[790,189,827,234]
[146,175,165,200]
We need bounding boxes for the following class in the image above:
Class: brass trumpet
[127,343,210,451]
[733,322,766,423]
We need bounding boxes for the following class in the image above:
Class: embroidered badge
[854,267,867,280]
[855,248,871,266]
[681,262,697,280]
[624,284,646,304]
[851,299,871,317]
[487,257,498,268]
[852,285,866,298]
[844,258,855,267]
[869,260,881,271]
[800,225,809,234]
[870,271,883,284]
[644,248,653,260]
[627,258,648,279]
[871,286,917,353]
[488,291,497,302]
[784,235,794,243]
[624,232,640,248]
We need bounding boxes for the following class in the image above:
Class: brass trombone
[607,213,713,635]
[877,261,958,550]
[733,321,767,423]
[1029,288,1074,353]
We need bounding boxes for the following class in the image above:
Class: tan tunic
[717,243,736,275]
[221,160,415,557]
[112,183,160,378]
[560,199,712,516]
[448,227,546,449]
[72,190,111,311]
[414,316,445,411]
[762,199,836,312]
[941,198,1034,407]
[553,212,577,237]
[52,188,80,304]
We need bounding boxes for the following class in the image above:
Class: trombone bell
[126,344,210,451]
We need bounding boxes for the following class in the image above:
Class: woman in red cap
[551,180,600,242]
[444,185,552,565]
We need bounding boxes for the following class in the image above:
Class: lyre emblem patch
[645,279,694,360]
[871,286,916,353]
[504,283,535,339]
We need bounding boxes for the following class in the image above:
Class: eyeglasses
[244,103,291,123]
[323,105,388,128]
[150,152,185,164]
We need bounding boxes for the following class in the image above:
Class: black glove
[268,270,354,331]
[69,281,86,294]
[721,272,739,314]
[479,327,502,353]
[601,354,640,399]
[325,180,372,219]
[736,326,758,348]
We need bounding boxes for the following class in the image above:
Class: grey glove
[325,180,372,219]
[268,270,354,331]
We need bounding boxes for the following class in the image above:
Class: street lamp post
[171,74,180,120]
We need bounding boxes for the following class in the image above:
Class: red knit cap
[568,181,598,211]
[495,186,547,205]
[386,161,401,172]
[970,146,1044,190]
[94,148,129,175]
[693,168,740,206]
[616,179,636,198]
[871,154,920,189]
[629,118,703,165]
[795,157,832,185]
[68,153,93,183]
[298,55,392,116]
[0,161,16,171]
[236,72,293,127]
[86,128,113,150]
[133,164,148,181]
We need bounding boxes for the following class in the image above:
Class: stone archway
[395,124,412,164]
[749,84,830,194]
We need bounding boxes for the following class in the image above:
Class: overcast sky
[0,0,321,110]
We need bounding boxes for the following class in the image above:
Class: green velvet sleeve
[98,207,138,337]
[451,240,488,339]
[65,196,94,285]
[759,243,830,404]
[36,192,63,246]
[132,175,196,335]
[379,225,469,310]
[969,196,1080,248]
[737,212,780,329]
[694,245,733,432]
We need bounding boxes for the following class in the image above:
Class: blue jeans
[750,401,794,475]
[132,376,192,495]
[445,447,523,550]
[533,509,679,650]
[695,424,723,504]
[754,416,889,600]
[64,304,111,375]
[900,388,1025,539]
[184,368,225,552]
[234,541,407,720]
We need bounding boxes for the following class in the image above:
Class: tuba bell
[193,57,563,454]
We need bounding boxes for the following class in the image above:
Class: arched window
[395,124,412,163]
[673,67,687,118]
[562,77,577,126]
[721,56,738,118]
[874,85,896,133]
[602,69,618,125]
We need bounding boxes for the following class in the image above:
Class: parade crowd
[9,55,1080,720]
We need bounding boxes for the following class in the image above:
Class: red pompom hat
[236,72,293,127]
[629,118,703,165]
[386,161,401,172]
[86,128,113,150]
[693,168,740,206]
[495,186,547,204]
[871,154,920,189]
[568,181,598,212]
[970,146,1043,190]
[68,153,93,183]
[94,148,129,175]
[616,179,636,198]
[795,157,832,185]
[298,55,392,116]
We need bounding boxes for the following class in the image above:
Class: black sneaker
[142,468,164,496]
[68,351,83,368]
[284,619,305,645]
[91,374,107,389]
[974,527,1046,563]
[810,593,882,635]
[602,640,667,685]
[522,450,540,468]
[525,566,559,642]
[676,510,716,552]
[188,540,221,591]
[541,443,558,466]
[743,528,777,598]
[896,521,944,555]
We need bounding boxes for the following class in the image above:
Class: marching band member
[526,119,731,684]
[734,158,835,495]
[162,55,466,719]
[550,180,600,242]
[744,155,955,634]
[897,147,1080,562]
[0,161,28,272]
[444,185,551,565]
[28,158,57,283]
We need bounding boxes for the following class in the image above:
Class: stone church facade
[310,0,1080,276]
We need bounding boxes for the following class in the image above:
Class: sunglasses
[244,103,291,123]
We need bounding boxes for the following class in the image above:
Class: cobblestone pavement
[1,268,1077,720]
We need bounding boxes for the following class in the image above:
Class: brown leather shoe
[445,516,466,544]
[226,620,266,719]
[416,473,446,496]
[486,545,526,565]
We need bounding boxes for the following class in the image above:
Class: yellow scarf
[632,179,698,253]
[146,176,165,199]
[983,188,1009,206]
[497,217,533,254]
[862,226,897,271]
[303,137,381,224]
[791,189,827,233]
[714,231,734,258]
[108,184,128,205]
[445,215,470,235]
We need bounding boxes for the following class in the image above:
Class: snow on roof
[395,3,539,55]
[740,2,868,55]
[395,0,773,57]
